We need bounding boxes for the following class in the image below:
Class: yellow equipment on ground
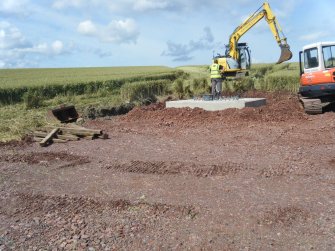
[215,2,292,78]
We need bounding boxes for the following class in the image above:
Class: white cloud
[52,0,165,11]
[0,22,69,68]
[52,0,112,10]
[0,21,30,49]
[0,0,29,15]
[51,0,245,12]
[49,0,302,18]
[52,0,84,9]
[24,43,48,54]
[162,27,216,61]
[133,0,170,11]
[77,19,140,44]
[15,40,67,55]
[77,20,97,36]
[299,31,329,42]
[104,19,139,43]
[51,40,64,54]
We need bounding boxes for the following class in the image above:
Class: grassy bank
[177,62,300,94]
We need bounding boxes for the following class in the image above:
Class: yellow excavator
[214,2,292,78]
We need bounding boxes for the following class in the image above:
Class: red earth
[1,92,335,250]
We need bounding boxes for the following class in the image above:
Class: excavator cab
[223,43,251,70]
[237,43,251,70]
[215,43,251,78]
[298,42,335,114]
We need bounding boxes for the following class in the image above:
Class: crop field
[0,66,182,106]
[0,66,177,88]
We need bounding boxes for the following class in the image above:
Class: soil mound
[122,92,307,126]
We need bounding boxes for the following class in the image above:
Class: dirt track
[1,92,335,250]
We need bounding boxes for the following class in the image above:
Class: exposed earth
[1,92,335,250]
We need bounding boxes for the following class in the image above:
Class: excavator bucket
[51,105,79,123]
[277,44,293,64]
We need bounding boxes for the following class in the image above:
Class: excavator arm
[228,2,292,64]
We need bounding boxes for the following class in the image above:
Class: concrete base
[166,98,266,111]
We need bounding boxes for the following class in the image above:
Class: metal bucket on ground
[51,105,79,123]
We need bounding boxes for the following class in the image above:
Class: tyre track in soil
[105,160,252,177]
[0,151,90,169]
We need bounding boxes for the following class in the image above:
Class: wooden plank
[33,131,79,141]
[59,127,102,135]
[39,128,59,146]
[34,136,67,144]
[41,126,102,136]
[82,135,95,140]
[60,134,80,141]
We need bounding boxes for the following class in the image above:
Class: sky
[0,0,334,68]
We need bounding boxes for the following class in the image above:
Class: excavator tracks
[300,97,322,114]
[299,97,328,115]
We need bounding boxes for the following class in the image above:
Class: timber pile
[31,125,108,147]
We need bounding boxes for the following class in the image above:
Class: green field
[0,63,300,142]
[0,66,182,105]
[176,65,209,78]
[0,66,176,89]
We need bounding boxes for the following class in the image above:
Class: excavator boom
[228,2,292,64]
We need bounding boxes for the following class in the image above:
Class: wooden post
[34,137,68,143]
[33,131,79,141]
[59,127,102,136]
[41,126,102,136]
[39,128,59,146]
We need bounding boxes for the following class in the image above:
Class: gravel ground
[1,92,335,250]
